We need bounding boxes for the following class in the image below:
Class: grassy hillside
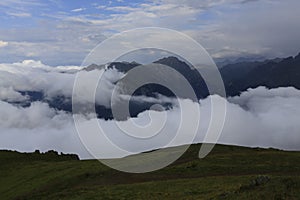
[1,144,300,200]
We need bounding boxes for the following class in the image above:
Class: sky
[0,0,300,65]
[1,0,300,163]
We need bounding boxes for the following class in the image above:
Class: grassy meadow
[1,144,300,199]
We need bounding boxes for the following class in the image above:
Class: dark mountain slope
[223,53,300,96]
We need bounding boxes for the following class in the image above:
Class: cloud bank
[0,60,126,108]
[0,60,299,160]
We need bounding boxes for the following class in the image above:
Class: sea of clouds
[0,60,300,159]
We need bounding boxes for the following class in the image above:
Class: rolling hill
[1,144,300,199]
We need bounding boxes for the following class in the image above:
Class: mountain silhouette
[11,52,300,120]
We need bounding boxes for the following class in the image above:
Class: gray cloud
[0,87,28,102]
[0,100,70,129]
[0,20,107,65]
[0,0,298,64]
[187,0,300,59]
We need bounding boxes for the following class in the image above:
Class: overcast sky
[0,0,299,65]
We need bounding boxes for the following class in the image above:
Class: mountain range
[88,52,300,97]
[222,53,300,96]
[11,52,300,120]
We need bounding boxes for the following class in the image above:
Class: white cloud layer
[0,83,300,159]
[0,60,125,107]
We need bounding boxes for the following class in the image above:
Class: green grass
[1,144,300,199]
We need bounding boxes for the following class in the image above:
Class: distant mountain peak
[295,52,300,60]
[84,63,105,71]
[84,61,141,73]
[154,56,186,64]
[153,56,192,71]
